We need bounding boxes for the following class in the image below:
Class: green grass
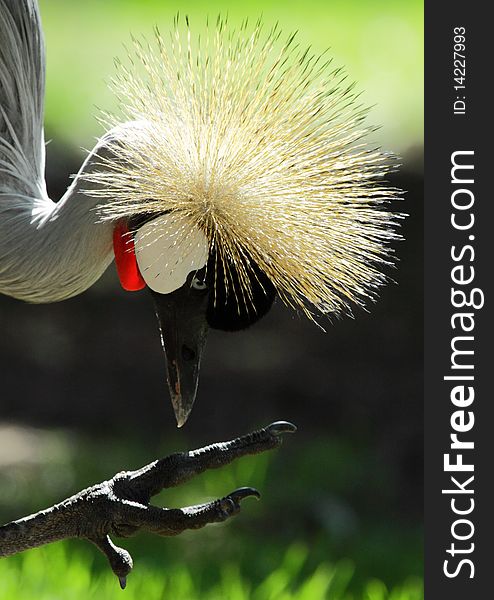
[0,543,422,600]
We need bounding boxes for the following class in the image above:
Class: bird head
[82,17,401,427]
[112,213,276,426]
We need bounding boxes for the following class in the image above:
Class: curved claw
[89,535,133,583]
[217,487,260,519]
[267,421,297,436]
[228,486,261,504]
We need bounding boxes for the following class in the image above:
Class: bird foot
[0,421,296,588]
[88,485,262,586]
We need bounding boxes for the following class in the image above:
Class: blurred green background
[1,1,423,599]
[39,0,423,155]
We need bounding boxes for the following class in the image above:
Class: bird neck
[0,142,115,304]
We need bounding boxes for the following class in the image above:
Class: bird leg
[0,421,296,588]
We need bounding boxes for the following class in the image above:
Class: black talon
[229,487,261,503]
[267,421,297,435]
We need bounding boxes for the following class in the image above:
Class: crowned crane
[0,0,400,427]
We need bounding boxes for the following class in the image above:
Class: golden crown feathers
[83,17,402,320]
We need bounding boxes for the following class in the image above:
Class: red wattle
[113,223,146,292]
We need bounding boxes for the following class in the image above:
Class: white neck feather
[0,142,115,304]
[0,0,116,303]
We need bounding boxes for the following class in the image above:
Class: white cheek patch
[134,214,208,294]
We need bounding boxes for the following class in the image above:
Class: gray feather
[0,0,46,197]
[0,0,115,303]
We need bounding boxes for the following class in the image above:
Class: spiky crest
[83,17,402,319]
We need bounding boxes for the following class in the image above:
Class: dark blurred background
[0,1,423,598]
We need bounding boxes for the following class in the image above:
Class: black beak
[150,279,209,427]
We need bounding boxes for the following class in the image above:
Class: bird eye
[191,277,208,291]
